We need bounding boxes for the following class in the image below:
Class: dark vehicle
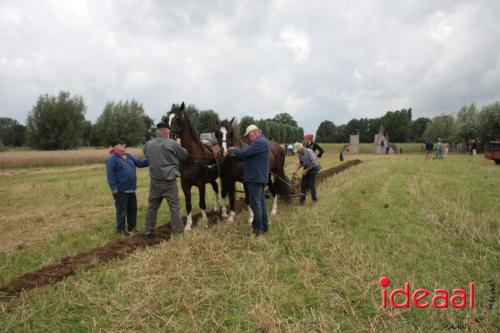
[485,139,500,165]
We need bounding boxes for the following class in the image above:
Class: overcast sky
[1,0,500,133]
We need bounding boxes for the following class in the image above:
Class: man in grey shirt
[292,142,321,205]
[143,121,188,238]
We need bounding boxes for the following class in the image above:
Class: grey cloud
[1,0,499,134]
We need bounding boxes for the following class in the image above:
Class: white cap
[244,124,259,136]
[293,142,304,153]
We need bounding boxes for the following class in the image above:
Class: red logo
[379,276,475,309]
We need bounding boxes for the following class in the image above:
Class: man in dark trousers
[143,122,188,239]
[228,124,269,236]
[292,142,321,205]
[106,140,149,235]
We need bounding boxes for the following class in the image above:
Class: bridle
[167,111,182,140]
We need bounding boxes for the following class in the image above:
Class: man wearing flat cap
[228,124,270,236]
[292,142,321,205]
[143,121,188,239]
[106,139,149,235]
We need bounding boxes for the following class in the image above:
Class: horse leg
[198,183,208,226]
[227,180,236,223]
[268,174,278,216]
[220,177,228,218]
[182,180,193,231]
[243,182,253,224]
[211,179,220,213]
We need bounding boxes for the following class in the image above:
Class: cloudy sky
[1,0,500,133]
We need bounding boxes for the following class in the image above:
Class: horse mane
[182,111,201,145]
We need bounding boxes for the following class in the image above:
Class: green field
[0,145,498,332]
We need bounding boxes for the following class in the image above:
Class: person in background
[228,124,269,236]
[303,134,324,158]
[471,140,477,156]
[143,122,188,239]
[292,142,321,205]
[425,140,434,160]
[106,140,149,236]
[436,138,444,159]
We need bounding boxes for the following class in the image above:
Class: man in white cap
[228,124,269,236]
[292,142,321,204]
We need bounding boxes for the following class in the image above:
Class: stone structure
[349,134,359,154]
[373,126,395,155]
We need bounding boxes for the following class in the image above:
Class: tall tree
[272,112,298,127]
[315,120,336,143]
[380,108,412,142]
[26,91,86,150]
[478,101,500,142]
[0,117,26,147]
[82,120,92,147]
[143,115,156,141]
[423,114,456,142]
[239,116,256,136]
[94,100,146,146]
[198,110,220,134]
[410,117,430,142]
[455,104,479,142]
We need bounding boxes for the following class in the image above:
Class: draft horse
[214,118,291,223]
[166,102,222,231]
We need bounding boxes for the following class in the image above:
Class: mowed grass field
[0,144,499,332]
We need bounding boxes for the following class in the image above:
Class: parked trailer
[485,139,500,165]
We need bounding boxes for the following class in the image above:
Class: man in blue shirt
[106,140,148,235]
[292,142,321,205]
[228,124,269,236]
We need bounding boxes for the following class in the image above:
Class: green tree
[333,124,348,143]
[182,104,201,134]
[380,108,412,142]
[423,114,456,142]
[478,101,500,142]
[143,115,156,141]
[272,112,298,127]
[94,100,146,146]
[0,117,26,147]
[455,104,479,142]
[239,116,256,136]
[315,120,335,143]
[82,120,92,146]
[26,91,87,150]
[410,117,430,142]
[198,110,220,134]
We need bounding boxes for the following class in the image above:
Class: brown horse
[215,118,291,223]
[166,102,222,231]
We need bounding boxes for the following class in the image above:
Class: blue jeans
[113,192,137,232]
[247,182,268,234]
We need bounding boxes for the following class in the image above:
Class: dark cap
[111,139,126,147]
[156,121,170,129]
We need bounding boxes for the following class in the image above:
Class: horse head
[214,117,235,156]
[165,102,186,139]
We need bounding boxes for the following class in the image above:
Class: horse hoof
[213,207,219,213]
[271,210,277,216]
[228,216,234,223]
[184,226,192,232]
[248,218,253,225]
[222,212,228,218]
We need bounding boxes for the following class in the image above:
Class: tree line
[0,91,304,150]
[315,102,500,144]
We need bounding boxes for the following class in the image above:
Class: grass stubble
[0,148,498,332]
